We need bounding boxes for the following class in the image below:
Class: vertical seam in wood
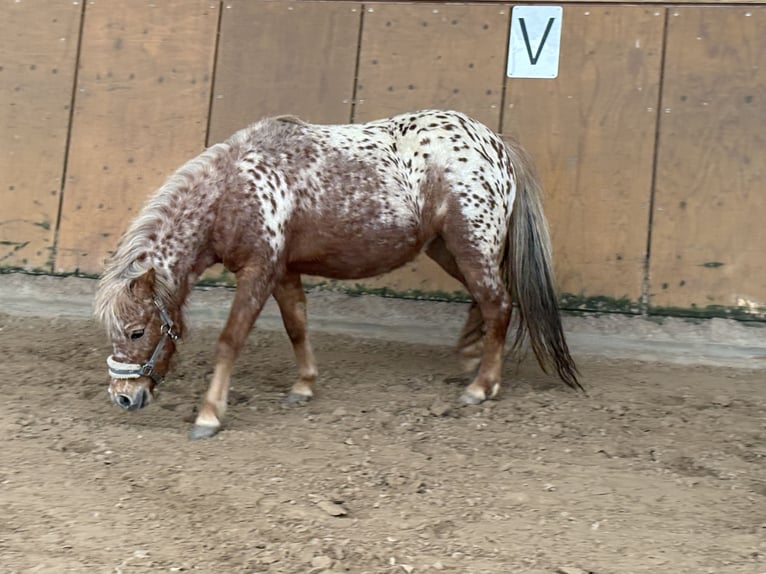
[642,7,670,316]
[205,1,225,147]
[497,4,513,134]
[350,4,366,123]
[51,0,87,274]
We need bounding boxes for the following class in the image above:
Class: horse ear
[129,267,156,298]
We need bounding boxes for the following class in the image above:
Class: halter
[107,297,179,384]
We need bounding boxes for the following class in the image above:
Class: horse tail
[502,136,582,391]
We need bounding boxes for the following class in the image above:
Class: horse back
[217,111,512,276]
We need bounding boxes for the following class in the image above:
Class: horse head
[99,267,182,410]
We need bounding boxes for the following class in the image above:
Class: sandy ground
[1,274,765,574]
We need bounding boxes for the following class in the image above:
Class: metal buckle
[160,323,178,340]
[154,297,179,341]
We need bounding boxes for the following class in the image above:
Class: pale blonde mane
[93,117,308,336]
[93,142,233,336]
[272,114,306,126]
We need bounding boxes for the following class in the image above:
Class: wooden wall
[504,6,664,305]
[1,1,83,270]
[55,1,219,272]
[207,1,360,142]
[649,7,766,315]
[1,1,764,319]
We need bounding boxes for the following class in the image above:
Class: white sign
[507,6,563,79]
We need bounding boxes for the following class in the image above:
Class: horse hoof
[286,391,312,405]
[189,424,220,440]
[459,391,486,405]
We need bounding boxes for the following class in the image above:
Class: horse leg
[457,303,484,372]
[273,272,318,404]
[457,270,512,404]
[436,235,512,404]
[426,237,484,372]
[190,266,273,440]
[461,290,512,404]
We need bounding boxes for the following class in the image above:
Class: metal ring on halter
[154,297,179,341]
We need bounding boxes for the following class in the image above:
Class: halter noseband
[107,297,179,384]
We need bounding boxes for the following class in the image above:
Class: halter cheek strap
[106,297,179,384]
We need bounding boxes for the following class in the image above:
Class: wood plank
[650,7,766,316]
[355,3,509,127]
[0,1,82,270]
[336,0,766,5]
[503,6,665,309]
[208,1,360,144]
[55,0,219,274]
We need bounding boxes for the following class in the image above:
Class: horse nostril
[115,393,133,409]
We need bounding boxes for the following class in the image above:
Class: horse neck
[154,230,214,314]
[143,234,208,339]
[147,159,224,312]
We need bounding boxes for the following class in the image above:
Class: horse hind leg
[460,290,512,404]
[432,235,512,404]
[456,302,484,373]
[425,237,484,372]
[273,272,318,403]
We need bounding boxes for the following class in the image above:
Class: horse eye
[130,329,145,340]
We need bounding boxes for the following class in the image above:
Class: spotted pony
[94,110,580,439]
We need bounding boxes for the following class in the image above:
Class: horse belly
[286,223,427,279]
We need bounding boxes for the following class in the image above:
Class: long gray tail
[503,136,581,391]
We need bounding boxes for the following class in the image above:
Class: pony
[94,110,580,439]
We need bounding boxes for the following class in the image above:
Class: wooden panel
[354,0,766,4]
[208,1,360,144]
[55,1,219,274]
[503,6,664,307]
[355,3,510,127]
[650,7,766,315]
[0,1,82,270]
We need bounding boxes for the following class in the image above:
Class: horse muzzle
[106,353,165,410]
[108,379,155,411]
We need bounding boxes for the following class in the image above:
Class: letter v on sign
[507,6,563,79]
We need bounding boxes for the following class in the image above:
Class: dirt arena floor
[1,276,765,574]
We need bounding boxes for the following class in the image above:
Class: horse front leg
[273,272,318,403]
[190,266,273,440]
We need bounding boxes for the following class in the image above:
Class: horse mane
[93,142,232,336]
[93,237,174,338]
[273,115,306,126]
[94,115,306,336]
